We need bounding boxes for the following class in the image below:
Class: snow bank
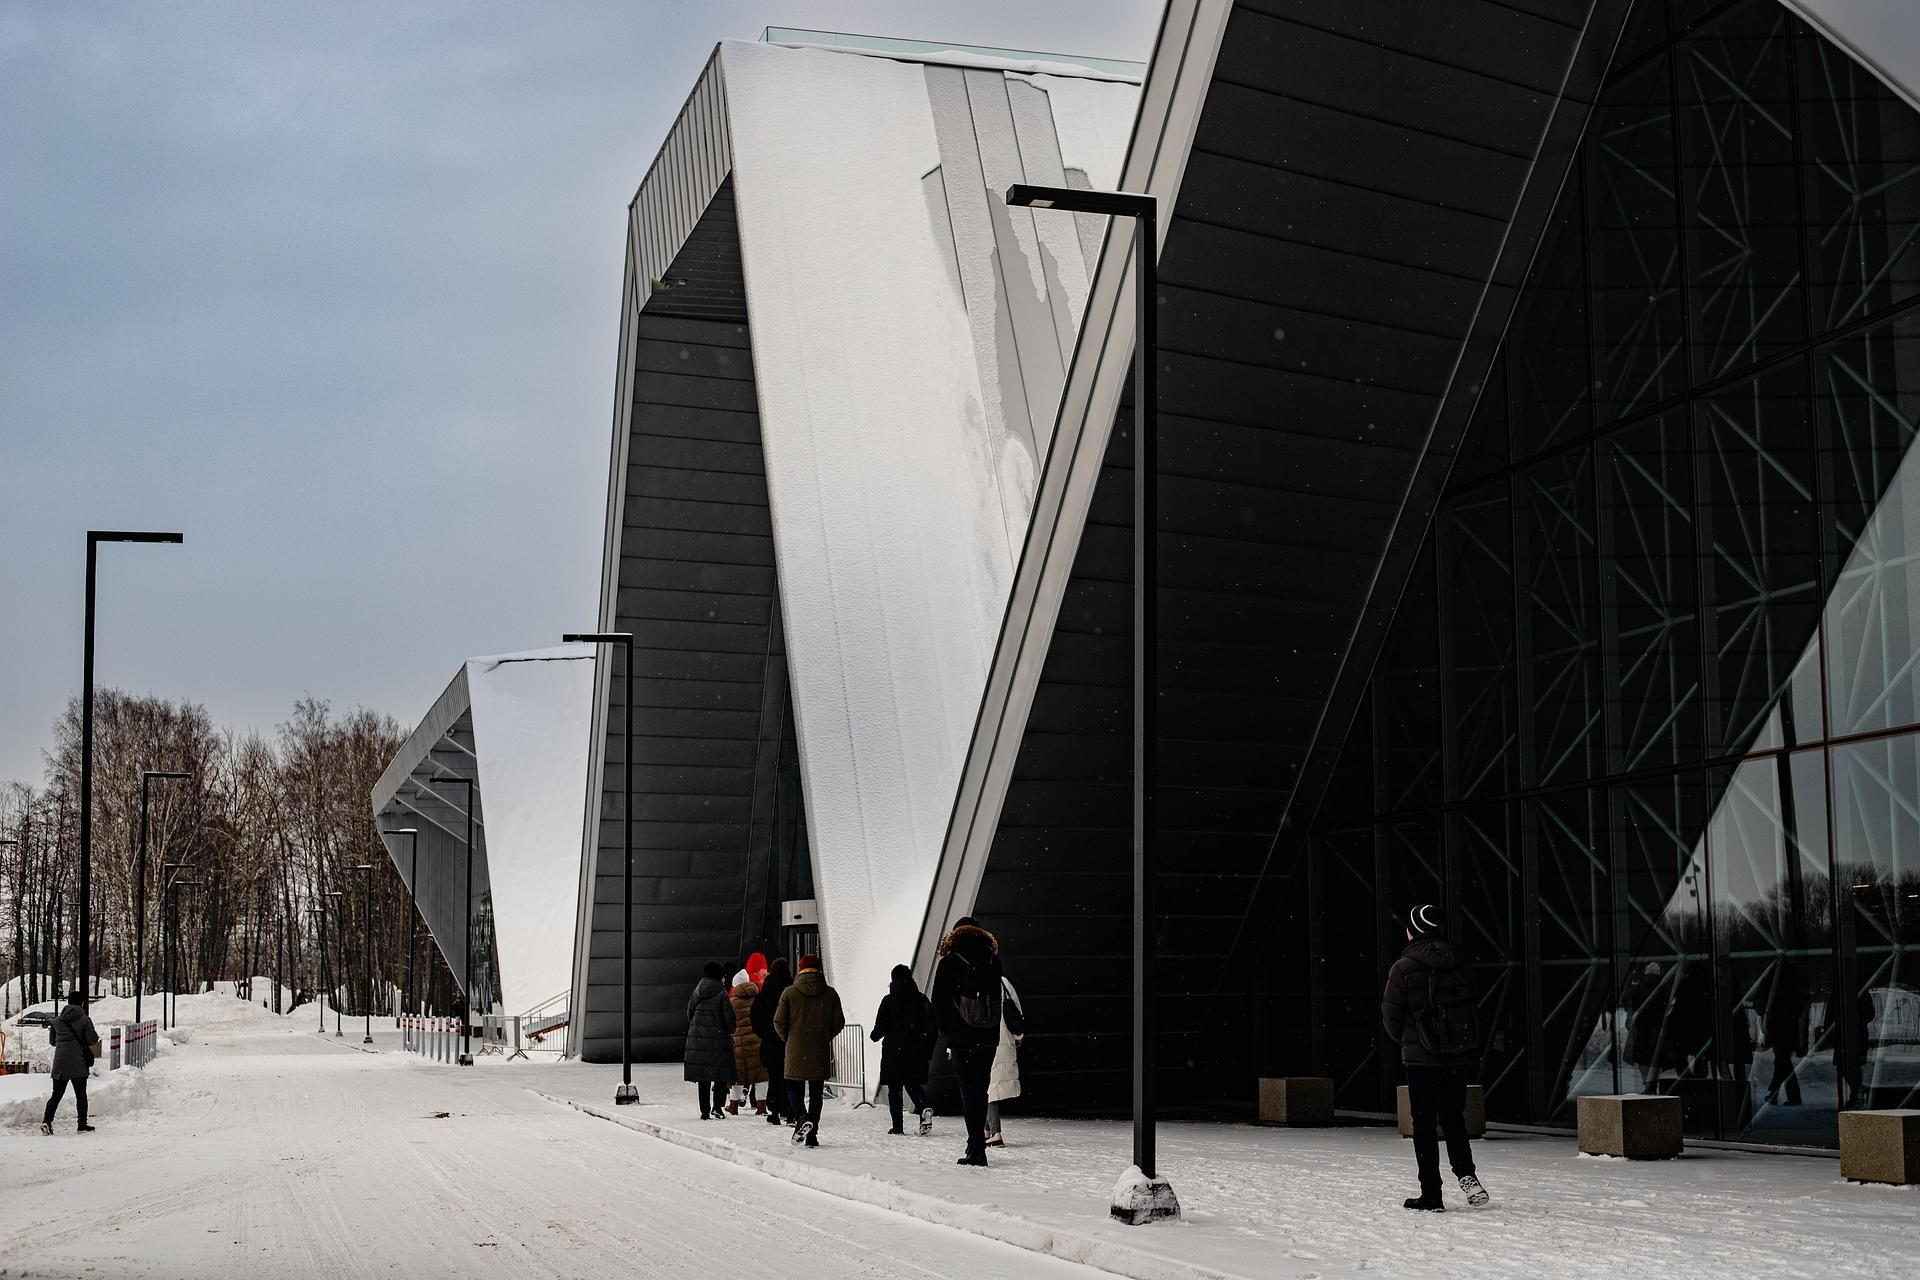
[0,1065,151,1128]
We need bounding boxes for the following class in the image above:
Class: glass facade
[1313,0,1920,1146]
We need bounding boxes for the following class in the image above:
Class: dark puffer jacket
[683,976,737,1084]
[870,972,936,1086]
[931,923,1002,1051]
[774,968,845,1083]
[50,1001,98,1078]
[1381,935,1472,1067]
[752,966,791,1076]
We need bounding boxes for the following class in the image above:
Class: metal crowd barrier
[479,1014,529,1060]
[107,1020,158,1071]
[400,1015,461,1063]
[827,1023,873,1108]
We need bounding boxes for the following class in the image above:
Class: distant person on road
[41,990,100,1136]
[774,953,845,1148]
[752,957,794,1126]
[931,916,1001,1167]
[685,962,737,1120]
[870,964,936,1136]
[729,968,768,1115]
[1381,905,1489,1212]
[985,975,1026,1148]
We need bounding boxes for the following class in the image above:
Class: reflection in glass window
[1831,735,1920,1111]
[1817,310,1920,736]
[1707,753,1836,1145]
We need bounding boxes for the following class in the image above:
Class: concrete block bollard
[1839,1110,1920,1185]
[1258,1077,1335,1126]
[1577,1094,1682,1159]
[1397,1084,1486,1138]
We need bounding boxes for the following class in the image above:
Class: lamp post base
[456,1053,474,1066]
[1109,1166,1180,1226]
[614,1081,640,1105]
[362,1036,374,1045]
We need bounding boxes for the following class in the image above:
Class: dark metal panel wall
[577,180,793,1063]
[972,0,1632,1112]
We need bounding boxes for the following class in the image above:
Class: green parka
[772,968,845,1083]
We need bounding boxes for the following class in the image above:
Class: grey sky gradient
[0,1,1161,786]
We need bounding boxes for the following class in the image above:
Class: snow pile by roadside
[0,1065,150,1128]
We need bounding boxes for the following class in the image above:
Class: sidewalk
[501,1062,1914,1280]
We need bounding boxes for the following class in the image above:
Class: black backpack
[952,955,1001,1032]
[1417,966,1481,1060]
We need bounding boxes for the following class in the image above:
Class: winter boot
[984,1130,1004,1148]
[39,1122,52,1136]
[1403,1195,1445,1212]
[918,1106,935,1137]
[753,1098,767,1116]
[1459,1175,1489,1208]
[77,1124,95,1133]
[792,1120,814,1146]
[726,1100,740,1115]
[956,1153,988,1167]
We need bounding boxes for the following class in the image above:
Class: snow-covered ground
[522,1062,1919,1280]
[0,1006,1108,1278]
[3,1002,1913,1280]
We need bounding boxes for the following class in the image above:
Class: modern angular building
[567,31,1139,1063]
[576,3,1920,1150]
[372,647,593,1021]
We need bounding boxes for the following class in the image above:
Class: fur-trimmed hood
[936,922,998,958]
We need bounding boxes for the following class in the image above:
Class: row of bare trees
[1,691,452,1020]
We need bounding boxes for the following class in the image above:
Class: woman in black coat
[870,964,936,1135]
[685,961,737,1119]
[751,958,793,1125]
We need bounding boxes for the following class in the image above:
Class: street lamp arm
[1005,183,1155,219]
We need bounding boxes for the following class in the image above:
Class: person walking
[931,916,1001,1167]
[684,962,737,1120]
[729,968,768,1115]
[41,990,100,1135]
[752,957,793,1126]
[1763,960,1807,1106]
[1381,904,1489,1212]
[774,952,844,1148]
[985,975,1025,1147]
[871,964,936,1136]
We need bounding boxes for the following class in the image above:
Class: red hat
[746,951,769,986]
[798,953,823,973]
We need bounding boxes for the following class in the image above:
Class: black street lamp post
[79,530,183,998]
[159,861,189,1029]
[307,902,327,1034]
[135,770,190,1023]
[429,778,476,1066]
[352,863,375,1043]
[325,890,344,1037]
[167,877,203,1028]
[1005,184,1174,1225]
[564,631,637,1105]
[382,829,418,1020]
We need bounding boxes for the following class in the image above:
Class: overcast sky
[0,1,1162,786]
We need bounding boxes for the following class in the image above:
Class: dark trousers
[1767,1050,1802,1104]
[695,1080,728,1116]
[764,1048,788,1118]
[1404,1064,1475,1198]
[952,1044,995,1160]
[787,1080,825,1132]
[886,1082,928,1130]
[44,1073,88,1127]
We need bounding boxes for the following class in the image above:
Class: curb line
[529,1089,1239,1280]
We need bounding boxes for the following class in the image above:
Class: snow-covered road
[0,1023,1102,1279]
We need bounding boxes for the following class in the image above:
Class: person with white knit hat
[1381,903,1490,1212]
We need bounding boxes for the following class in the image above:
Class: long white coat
[989,976,1023,1104]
